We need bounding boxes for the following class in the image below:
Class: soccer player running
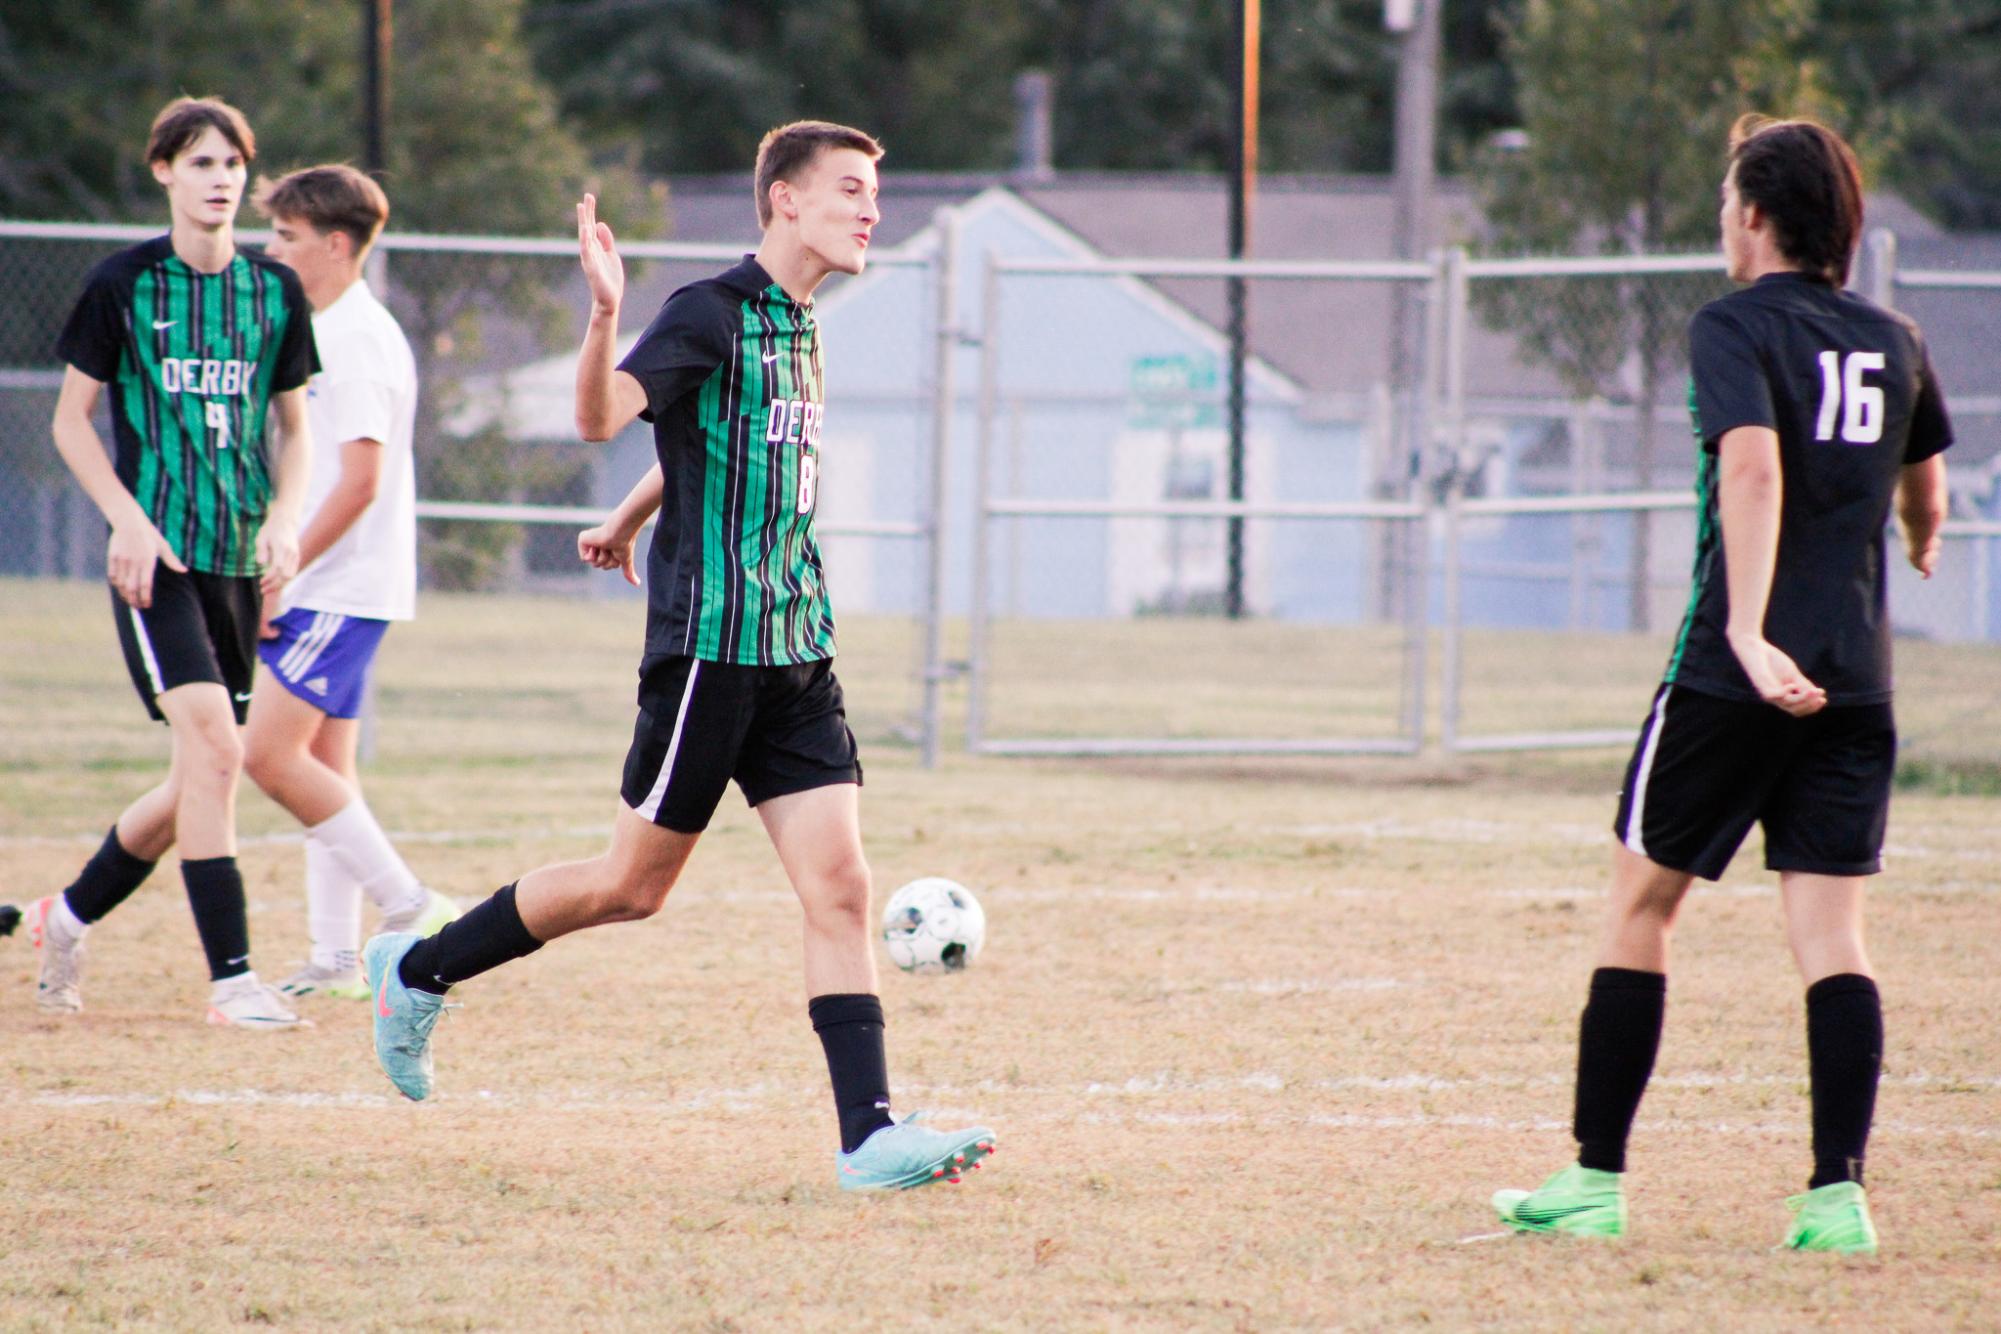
[242,165,460,1002]
[363,121,997,1190]
[28,97,320,1028]
[1492,116,1951,1254]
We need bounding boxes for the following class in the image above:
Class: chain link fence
[0,220,945,749]
[5,218,1996,764]
[962,253,1436,755]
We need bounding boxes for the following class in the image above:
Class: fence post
[1438,246,1470,754]
[966,252,1001,752]
[1403,250,1448,752]
[919,208,961,769]
[1865,226,1897,310]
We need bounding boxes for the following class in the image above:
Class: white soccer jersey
[282,279,419,621]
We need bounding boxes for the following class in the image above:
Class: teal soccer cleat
[363,932,445,1101]
[835,1114,998,1192]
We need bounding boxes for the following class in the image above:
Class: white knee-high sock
[303,829,362,968]
[308,799,426,922]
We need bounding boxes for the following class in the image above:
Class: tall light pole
[363,0,393,176]
[1225,0,1260,619]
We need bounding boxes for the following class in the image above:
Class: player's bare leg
[759,783,876,997]
[365,806,696,1099]
[246,675,446,997]
[243,673,353,824]
[1596,844,1696,973]
[758,782,996,1188]
[514,804,700,939]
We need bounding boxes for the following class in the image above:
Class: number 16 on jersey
[1816,350,1885,444]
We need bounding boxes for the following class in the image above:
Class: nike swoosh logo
[153,320,178,331]
[233,692,253,702]
[377,977,394,1017]
[762,351,779,363]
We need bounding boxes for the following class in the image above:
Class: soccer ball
[880,878,986,973]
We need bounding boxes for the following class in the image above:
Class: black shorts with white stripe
[110,567,261,724]
[620,654,862,834]
[1613,683,1895,881]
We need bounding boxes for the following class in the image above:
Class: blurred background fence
[4,218,1997,763]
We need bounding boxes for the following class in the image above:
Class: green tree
[1809,0,2001,229]
[0,0,651,588]
[1472,0,1830,631]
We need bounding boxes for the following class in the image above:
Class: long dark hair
[1728,114,1864,286]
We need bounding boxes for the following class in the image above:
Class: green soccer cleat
[1493,1163,1627,1238]
[277,956,371,1001]
[363,932,446,1101]
[1782,1181,1879,1255]
[835,1114,998,1192]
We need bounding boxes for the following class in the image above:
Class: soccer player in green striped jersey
[367,122,998,1190]
[30,97,319,1030]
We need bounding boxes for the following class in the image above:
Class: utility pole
[1225,0,1260,619]
[363,0,393,175]
[1382,0,1440,622]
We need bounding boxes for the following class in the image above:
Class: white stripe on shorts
[1622,687,1671,857]
[279,611,346,680]
[127,605,165,695]
[635,661,702,822]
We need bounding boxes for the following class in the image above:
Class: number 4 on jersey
[205,399,232,449]
[1815,350,1884,444]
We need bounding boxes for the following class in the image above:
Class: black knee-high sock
[810,993,895,1153]
[181,857,251,982]
[63,826,156,924]
[396,883,543,995]
[1806,973,1883,1190]
[1573,967,1667,1173]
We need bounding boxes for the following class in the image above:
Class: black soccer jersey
[1664,272,1953,705]
[56,236,319,577]
[617,256,835,667]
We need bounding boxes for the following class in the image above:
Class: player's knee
[803,861,872,932]
[184,724,245,787]
[602,870,673,922]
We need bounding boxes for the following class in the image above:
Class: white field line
[12,1069,1994,1135]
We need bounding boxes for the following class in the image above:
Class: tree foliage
[1469,0,1830,628]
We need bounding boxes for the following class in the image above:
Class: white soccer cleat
[381,888,460,938]
[277,955,370,1001]
[26,895,85,1014]
[206,975,312,1030]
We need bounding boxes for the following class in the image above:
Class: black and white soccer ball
[880,878,986,973]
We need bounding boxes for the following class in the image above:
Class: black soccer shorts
[620,655,863,834]
[1613,683,1896,881]
[111,567,261,725]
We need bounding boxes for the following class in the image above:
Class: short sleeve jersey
[56,236,319,577]
[1664,272,1953,705]
[617,256,835,667]
[280,279,420,621]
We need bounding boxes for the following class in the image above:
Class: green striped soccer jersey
[57,236,319,576]
[618,256,837,666]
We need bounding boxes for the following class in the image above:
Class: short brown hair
[253,165,391,255]
[146,96,255,167]
[752,121,883,228]
[1728,114,1865,286]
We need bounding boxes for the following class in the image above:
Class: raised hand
[577,192,625,316]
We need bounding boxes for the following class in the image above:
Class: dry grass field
[2,578,1997,1330]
